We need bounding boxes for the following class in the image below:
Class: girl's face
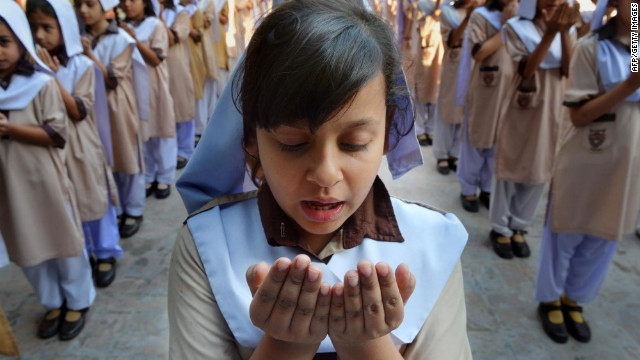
[615,0,637,31]
[77,0,105,27]
[121,0,146,21]
[0,22,22,78]
[254,73,388,245]
[29,11,63,53]
[537,0,563,17]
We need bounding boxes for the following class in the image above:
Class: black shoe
[155,184,171,199]
[448,158,458,172]
[417,134,432,147]
[59,308,88,341]
[538,302,569,344]
[511,230,531,258]
[460,194,479,213]
[38,308,64,339]
[479,191,490,209]
[436,160,450,175]
[89,254,97,274]
[490,230,513,259]
[119,214,143,238]
[562,302,591,342]
[146,181,158,198]
[194,134,201,147]
[177,157,188,169]
[95,257,117,288]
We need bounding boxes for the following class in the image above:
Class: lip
[301,198,345,223]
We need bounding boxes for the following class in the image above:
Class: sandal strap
[97,257,116,265]
[539,304,562,313]
[562,303,583,313]
[512,229,528,235]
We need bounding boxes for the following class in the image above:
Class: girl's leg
[85,199,122,261]
[432,103,451,161]
[457,110,485,197]
[489,178,515,238]
[55,251,96,311]
[22,259,62,310]
[508,182,546,232]
[143,139,159,185]
[112,172,146,218]
[564,235,617,303]
[177,120,196,160]
[154,136,178,187]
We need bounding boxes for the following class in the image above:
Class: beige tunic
[551,34,640,241]
[465,12,513,149]
[438,8,466,125]
[235,0,255,51]
[415,12,444,104]
[140,20,176,140]
[189,9,207,100]
[95,42,143,175]
[167,11,197,123]
[65,64,119,222]
[401,0,419,92]
[168,225,472,359]
[0,79,84,267]
[215,3,229,71]
[202,0,221,80]
[494,20,575,184]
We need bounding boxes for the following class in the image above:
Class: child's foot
[460,194,479,212]
[538,300,569,343]
[145,181,158,198]
[561,294,591,343]
[511,230,531,258]
[447,157,458,172]
[59,308,88,341]
[38,308,64,339]
[479,191,490,209]
[436,159,450,175]
[155,183,171,199]
[489,230,513,259]
[177,156,188,169]
[417,133,432,146]
[96,258,117,288]
[119,214,143,238]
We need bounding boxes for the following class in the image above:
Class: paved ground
[1,145,639,359]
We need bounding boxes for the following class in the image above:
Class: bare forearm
[449,17,470,48]
[137,40,163,66]
[472,31,502,62]
[54,79,84,121]
[560,31,572,77]
[522,31,556,79]
[4,123,57,147]
[86,54,113,88]
[333,335,403,360]
[569,80,638,127]
[249,335,319,360]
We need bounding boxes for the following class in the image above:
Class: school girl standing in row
[453,0,516,212]
[169,1,471,358]
[194,0,220,140]
[433,0,481,175]
[76,0,149,238]
[489,0,579,259]
[27,0,123,288]
[0,0,94,340]
[121,0,177,200]
[535,0,640,343]
[161,0,197,169]
[183,0,207,148]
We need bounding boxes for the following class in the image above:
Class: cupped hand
[328,261,415,345]
[247,255,332,345]
[37,48,60,73]
[120,23,137,39]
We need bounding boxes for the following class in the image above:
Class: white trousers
[144,136,178,185]
[113,172,146,217]
[457,110,494,196]
[22,251,96,311]
[195,79,217,135]
[83,198,122,260]
[432,103,462,160]
[415,102,435,136]
[176,120,195,160]
[535,202,617,303]
[489,179,546,237]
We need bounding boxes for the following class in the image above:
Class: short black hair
[484,0,504,12]
[26,0,58,18]
[121,0,157,20]
[234,0,410,185]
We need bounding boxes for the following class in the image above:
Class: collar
[597,18,631,52]
[129,16,148,27]
[0,57,35,90]
[257,176,404,259]
[89,20,120,49]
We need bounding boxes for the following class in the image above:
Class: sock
[562,294,585,323]
[542,299,564,324]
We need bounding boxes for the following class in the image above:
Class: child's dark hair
[26,0,58,19]
[484,0,504,11]
[163,0,176,11]
[234,0,411,186]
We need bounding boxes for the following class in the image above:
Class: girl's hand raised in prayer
[36,48,60,74]
[246,255,332,346]
[0,113,9,137]
[328,261,415,346]
[501,1,518,25]
[119,23,137,40]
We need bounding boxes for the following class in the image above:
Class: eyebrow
[345,118,376,129]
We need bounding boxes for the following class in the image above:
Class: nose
[306,144,344,188]
[34,27,45,42]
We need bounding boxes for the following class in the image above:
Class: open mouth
[301,200,345,222]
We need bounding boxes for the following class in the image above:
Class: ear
[383,107,396,155]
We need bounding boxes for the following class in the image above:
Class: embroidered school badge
[517,93,530,109]
[483,72,495,86]
[589,129,606,150]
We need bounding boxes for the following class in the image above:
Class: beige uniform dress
[166,10,196,123]
[188,8,208,100]
[401,0,419,93]
[415,12,444,105]
[65,62,119,222]
[202,0,221,81]
[438,7,466,125]
[215,3,230,73]
[0,79,84,267]
[89,24,143,175]
[466,12,513,149]
[552,34,640,241]
[167,227,472,360]
[139,20,175,141]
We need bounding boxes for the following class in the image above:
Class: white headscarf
[0,0,53,110]
[47,0,84,57]
[100,0,120,11]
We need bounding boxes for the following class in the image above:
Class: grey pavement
[1,145,639,359]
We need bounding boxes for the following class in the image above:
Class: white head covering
[100,0,120,11]
[590,0,609,31]
[0,0,54,110]
[177,55,422,214]
[516,0,575,19]
[150,0,161,16]
[46,0,83,57]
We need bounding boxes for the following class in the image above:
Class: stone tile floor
[1,145,639,359]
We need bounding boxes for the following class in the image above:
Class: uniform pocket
[582,114,616,151]
[479,65,499,87]
[513,74,542,109]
